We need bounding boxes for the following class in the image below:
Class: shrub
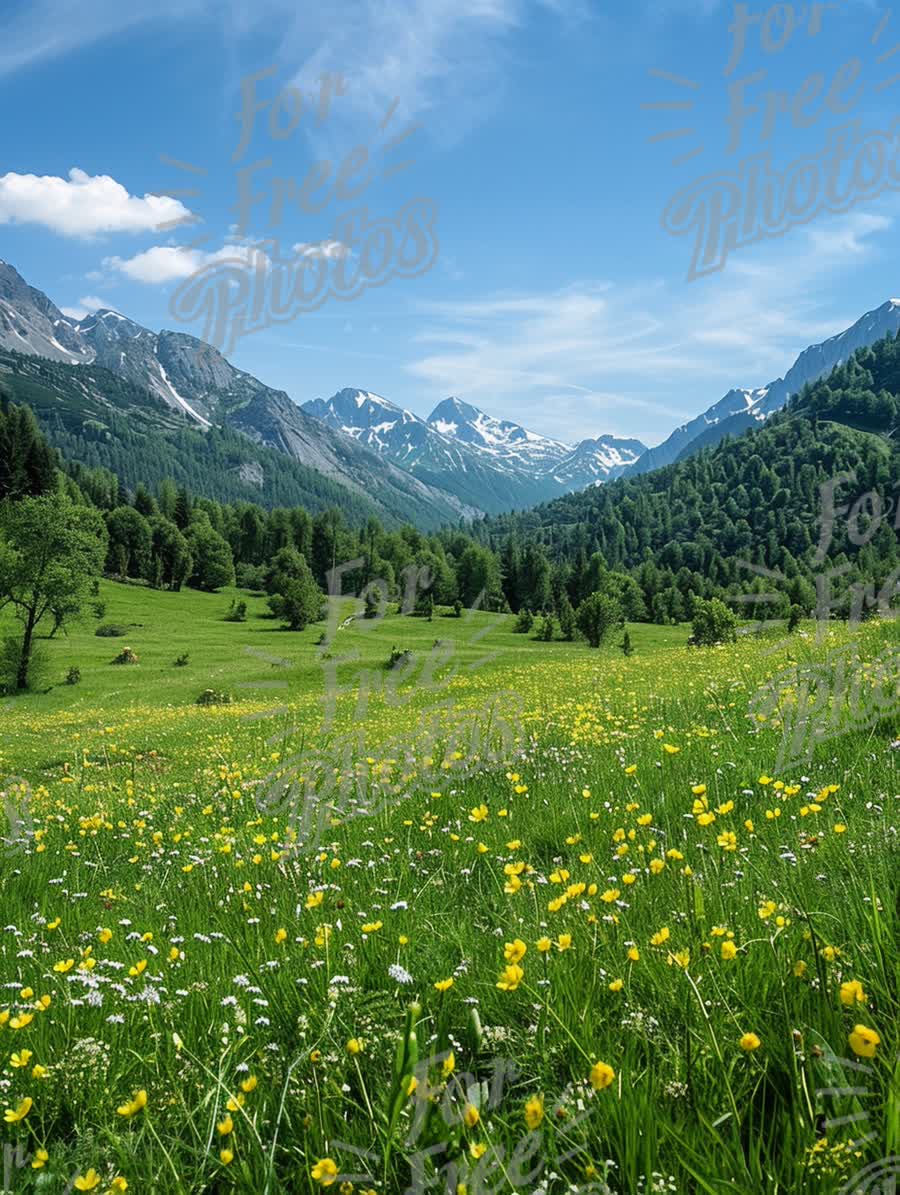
[514,608,534,633]
[1,638,30,694]
[225,599,248,623]
[111,647,139,665]
[196,689,232,706]
[387,646,413,670]
[174,653,190,668]
[690,597,738,647]
[268,560,326,631]
[65,666,82,685]
[452,599,463,618]
[93,601,107,620]
[558,597,576,641]
[0,638,49,694]
[95,623,128,638]
[535,615,555,641]
[621,630,634,657]
[575,592,621,648]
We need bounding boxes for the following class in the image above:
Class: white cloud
[0,168,193,238]
[405,208,896,442]
[292,240,350,259]
[103,237,351,285]
[103,245,230,285]
[60,295,116,320]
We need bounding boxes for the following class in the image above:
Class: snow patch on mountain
[157,361,212,428]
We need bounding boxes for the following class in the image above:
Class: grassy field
[0,582,897,1194]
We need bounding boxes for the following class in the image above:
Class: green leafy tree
[187,520,235,591]
[268,554,325,630]
[690,597,738,646]
[106,506,152,579]
[456,544,502,609]
[575,592,621,648]
[265,547,310,596]
[150,518,192,591]
[0,495,107,690]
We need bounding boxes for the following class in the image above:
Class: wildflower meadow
[0,580,896,1194]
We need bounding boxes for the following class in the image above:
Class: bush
[535,615,555,641]
[225,599,248,623]
[514,608,534,633]
[621,630,634,657]
[65,666,82,685]
[93,601,106,620]
[558,597,576,641]
[387,646,413,670]
[111,647,139,665]
[689,597,738,646]
[196,689,232,706]
[174,653,190,668]
[452,599,463,618]
[95,623,128,638]
[575,592,621,648]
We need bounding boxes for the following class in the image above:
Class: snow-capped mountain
[304,388,431,457]
[303,388,648,512]
[0,261,476,527]
[427,397,569,467]
[626,300,900,475]
[553,435,650,487]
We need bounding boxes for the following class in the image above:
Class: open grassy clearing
[0,583,896,1194]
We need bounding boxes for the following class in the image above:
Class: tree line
[2,329,899,690]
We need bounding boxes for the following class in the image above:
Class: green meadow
[0,582,896,1194]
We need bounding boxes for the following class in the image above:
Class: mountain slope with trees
[0,350,458,528]
[470,331,900,623]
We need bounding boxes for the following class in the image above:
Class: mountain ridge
[625,299,900,476]
[301,387,647,513]
[0,262,477,528]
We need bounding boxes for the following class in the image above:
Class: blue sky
[2,0,900,445]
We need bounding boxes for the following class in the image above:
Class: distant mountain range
[0,260,478,528]
[2,256,900,525]
[0,259,647,518]
[301,389,647,511]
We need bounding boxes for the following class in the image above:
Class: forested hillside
[472,332,900,622]
[2,333,899,642]
[0,350,474,529]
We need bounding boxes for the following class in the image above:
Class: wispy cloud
[0,0,586,148]
[405,208,896,441]
[102,237,348,285]
[60,295,118,320]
